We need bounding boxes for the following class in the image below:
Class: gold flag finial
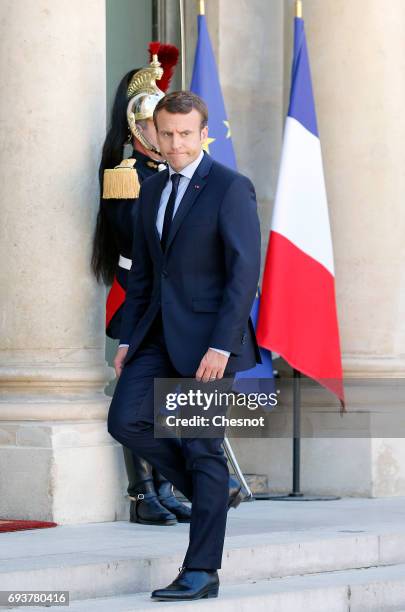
[295,0,302,18]
[198,0,205,16]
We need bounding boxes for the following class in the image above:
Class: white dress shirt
[156,150,204,237]
[120,150,230,360]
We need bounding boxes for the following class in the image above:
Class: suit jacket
[120,151,262,375]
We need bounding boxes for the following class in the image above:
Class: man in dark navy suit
[108,91,261,601]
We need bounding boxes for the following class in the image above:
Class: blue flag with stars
[190,14,236,167]
[190,13,274,393]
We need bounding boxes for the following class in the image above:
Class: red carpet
[0,520,57,533]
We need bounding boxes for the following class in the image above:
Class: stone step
[1,522,405,602]
[3,498,405,604]
[21,563,405,612]
[244,472,269,495]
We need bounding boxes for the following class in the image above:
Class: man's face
[137,118,160,153]
[155,108,208,172]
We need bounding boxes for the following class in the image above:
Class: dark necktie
[161,173,181,251]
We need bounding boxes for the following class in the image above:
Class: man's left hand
[196,349,229,382]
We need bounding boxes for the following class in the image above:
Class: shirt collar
[167,150,204,180]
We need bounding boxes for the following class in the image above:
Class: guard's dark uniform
[104,150,161,339]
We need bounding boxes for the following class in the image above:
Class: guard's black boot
[130,481,177,526]
[155,479,192,524]
[151,568,219,601]
[124,447,153,498]
[124,448,177,525]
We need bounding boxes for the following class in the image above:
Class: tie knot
[171,173,181,188]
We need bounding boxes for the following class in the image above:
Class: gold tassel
[103,158,140,199]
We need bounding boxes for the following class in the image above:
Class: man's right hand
[114,346,129,378]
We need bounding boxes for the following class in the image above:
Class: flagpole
[179,0,186,89]
[291,369,303,496]
[295,0,302,18]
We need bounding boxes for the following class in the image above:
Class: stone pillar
[294,0,405,496]
[301,0,405,377]
[0,0,125,523]
[216,0,405,497]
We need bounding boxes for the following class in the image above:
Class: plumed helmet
[127,42,179,152]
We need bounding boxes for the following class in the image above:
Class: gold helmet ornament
[103,43,178,199]
[127,42,165,153]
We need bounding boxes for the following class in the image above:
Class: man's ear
[201,125,209,141]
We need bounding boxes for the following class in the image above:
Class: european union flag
[190,12,274,391]
[190,14,236,168]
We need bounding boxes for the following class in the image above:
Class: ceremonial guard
[92,43,191,526]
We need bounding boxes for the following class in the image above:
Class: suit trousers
[107,312,230,570]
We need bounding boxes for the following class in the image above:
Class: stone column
[301,0,405,377]
[214,0,405,497]
[293,0,405,497]
[0,0,125,523]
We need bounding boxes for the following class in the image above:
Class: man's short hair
[153,91,208,130]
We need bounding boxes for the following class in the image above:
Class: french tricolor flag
[257,14,345,405]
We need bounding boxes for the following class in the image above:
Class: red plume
[149,42,179,93]
[149,41,161,57]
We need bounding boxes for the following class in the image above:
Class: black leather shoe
[151,568,219,601]
[130,492,177,526]
[157,481,192,523]
[228,475,247,510]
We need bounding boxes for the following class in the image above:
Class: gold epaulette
[103,158,140,199]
